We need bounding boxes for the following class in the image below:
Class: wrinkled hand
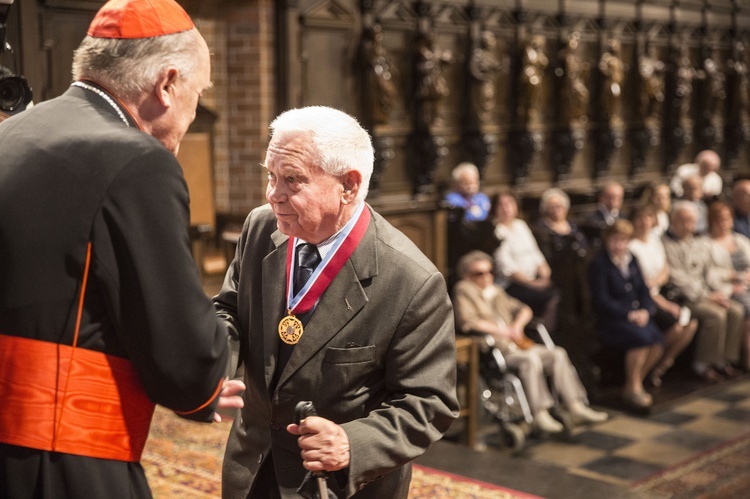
[708,291,730,309]
[664,301,681,319]
[288,416,350,472]
[212,378,246,423]
[507,325,525,341]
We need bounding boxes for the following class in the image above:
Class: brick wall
[196,0,276,218]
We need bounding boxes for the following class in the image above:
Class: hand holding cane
[295,401,331,499]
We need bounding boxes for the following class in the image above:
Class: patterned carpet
[142,404,750,498]
[633,431,750,498]
[142,406,534,498]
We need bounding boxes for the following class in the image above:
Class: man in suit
[582,181,625,248]
[587,181,625,229]
[214,106,459,498]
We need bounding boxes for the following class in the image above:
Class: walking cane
[295,401,331,499]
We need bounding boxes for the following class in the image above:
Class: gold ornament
[279,314,304,345]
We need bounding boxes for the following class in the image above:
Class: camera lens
[0,73,32,113]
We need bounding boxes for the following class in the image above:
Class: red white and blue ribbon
[284,202,371,315]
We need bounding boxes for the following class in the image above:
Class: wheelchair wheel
[502,422,526,452]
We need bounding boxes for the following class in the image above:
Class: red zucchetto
[87,0,194,39]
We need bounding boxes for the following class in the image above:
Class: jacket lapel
[275,208,378,391]
[263,230,290,389]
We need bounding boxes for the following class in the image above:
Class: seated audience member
[492,189,560,333]
[444,162,491,222]
[453,251,608,432]
[534,188,592,351]
[706,201,750,371]
[588,220,664,408]
[731,179,750,240]
[536,188,590,262]
[670,149,723,200]
[444,162,499,289]
[680,175,708,234]
[662,201,744,381]
[582,181,625,248]
[644,182,672,236]
[628,205,697,386]
[585,181,625,229]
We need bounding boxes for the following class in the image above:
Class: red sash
[0,242,155,462]
[0,334,155,462]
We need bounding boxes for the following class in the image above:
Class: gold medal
[279,314,304,345]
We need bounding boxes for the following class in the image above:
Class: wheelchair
[473,322,575,452]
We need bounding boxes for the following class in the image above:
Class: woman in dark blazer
[588,220,664,408]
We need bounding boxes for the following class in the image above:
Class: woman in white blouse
[492,189,560,333]
[629,204,697,385]
[643,183,671,236]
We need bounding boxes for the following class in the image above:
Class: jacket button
[632,300,640,309]
[270,421,281,430]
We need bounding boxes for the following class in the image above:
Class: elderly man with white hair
[670,149,723,199]
[444,161,491,221]
[662,201,744,381]
[215,106,458,498]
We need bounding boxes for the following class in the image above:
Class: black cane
[295,401,329,499]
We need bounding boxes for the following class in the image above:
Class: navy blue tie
[294,243,321,296]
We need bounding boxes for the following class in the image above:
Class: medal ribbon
[285,202,371,314]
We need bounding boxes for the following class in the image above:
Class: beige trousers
[505,345,587,413]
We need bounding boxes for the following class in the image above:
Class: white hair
[539,188,570,214]
[269,106,374,201]
[451,162,479,182]
[72,29,204,102]
[671,200,698,220]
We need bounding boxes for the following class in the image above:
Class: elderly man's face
[456,171,479,197]
[671,209,697,238]
[151,35,212,155]
[601,185,623,211]
[265,132,347,244]
[698,152,720,175]
[682,178,702,201]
